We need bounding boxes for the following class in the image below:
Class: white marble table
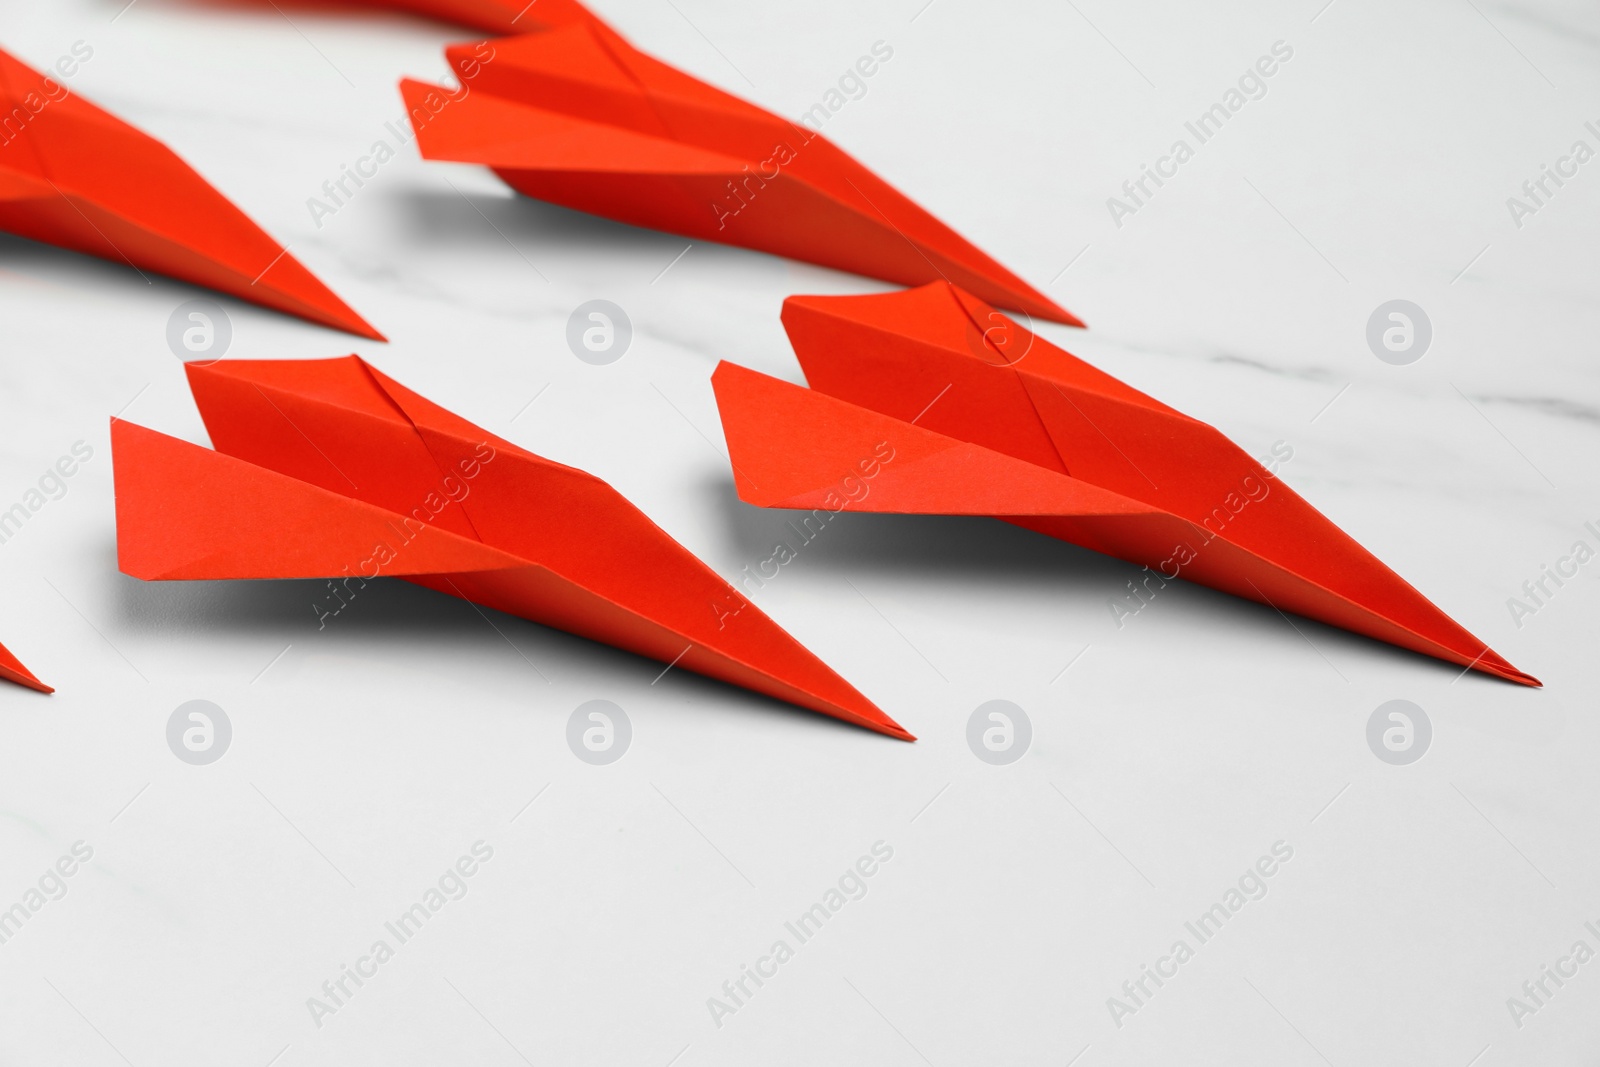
[1,0,1596,1062]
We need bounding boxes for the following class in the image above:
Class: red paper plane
[0,47,382,340]
[0,639,51,693]
[711,282,1538,687]
[183,0,603,34]
[369,0,603,33]
[111,356,909,739]
[400,26,1079,325]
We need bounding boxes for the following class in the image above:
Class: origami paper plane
[711,282,1538,687]
[111,356,909,739]
[202,0,603,34]
[366,0,603,33]
[400,27,1079,325]
[0,47,381,340]
[0,639,51,693]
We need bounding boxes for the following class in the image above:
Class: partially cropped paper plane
[712,282,1537,687]
[366,0,603,33]
[0,47,381,339]
[112,356,909,739]
[0,639,50,693]
[400,26,1079,325]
